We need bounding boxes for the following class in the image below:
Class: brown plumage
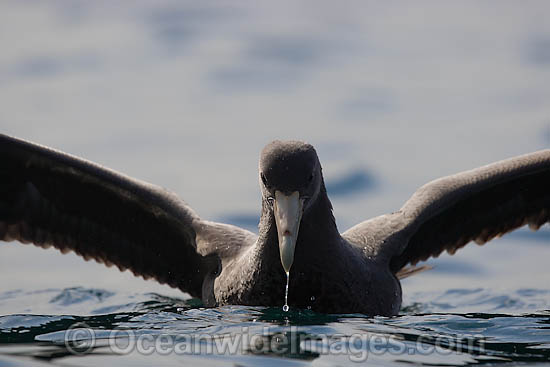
[1,134,549,315]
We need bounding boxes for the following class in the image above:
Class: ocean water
[1,1,550,365]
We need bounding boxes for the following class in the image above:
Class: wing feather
[0,134,222,297]
[344,149,550,273]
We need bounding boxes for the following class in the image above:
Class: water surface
[1,1,550,365]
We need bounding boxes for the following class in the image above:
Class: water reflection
[325,169,376,197]
[145,5,240,51]
[2,288,550,365]
[3,308,550,365]
[525,36,550,67]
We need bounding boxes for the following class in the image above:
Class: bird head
[259,140,322,274]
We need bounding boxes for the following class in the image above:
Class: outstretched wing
[343,149,550,273]
[0,134,236,298]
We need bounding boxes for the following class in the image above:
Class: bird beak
[273,190,303,274]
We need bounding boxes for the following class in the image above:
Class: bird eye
[261,173,268,186]
[308,173,314,183]
[266,196,274,207]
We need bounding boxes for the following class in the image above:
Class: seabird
[0,134,549,315]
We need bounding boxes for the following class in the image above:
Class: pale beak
[273,190,303,274]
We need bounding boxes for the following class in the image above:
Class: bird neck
[295,184,341,257]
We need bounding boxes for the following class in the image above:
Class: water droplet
[283,271,290,312]
[310,296,315,301]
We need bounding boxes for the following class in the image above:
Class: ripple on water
[0,287,550,365]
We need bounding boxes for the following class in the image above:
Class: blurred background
[1,1,550,309]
